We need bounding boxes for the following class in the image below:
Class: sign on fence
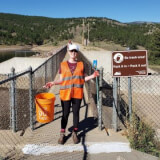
[112,50,148,77]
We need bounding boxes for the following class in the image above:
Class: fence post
[117,77,121,128]
[51,57,54,80]
[29,66,34,130]
[10,67,16,132]
[128,77,132,121]
[45,63,47,84]
[98,67,103,130]
[112,77,118,131]
[8,73,12,129]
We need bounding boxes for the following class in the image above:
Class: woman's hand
[93,70,99,78]
[85,70,99,82]
[43,81,55,89]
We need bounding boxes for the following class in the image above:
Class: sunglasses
[70,50,78,53]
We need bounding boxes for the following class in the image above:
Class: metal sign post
[111,50,148,127]
[128,77,132,121]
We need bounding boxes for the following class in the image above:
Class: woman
[44,43,99,144]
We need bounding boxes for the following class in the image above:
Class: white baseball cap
[68,44,80,52]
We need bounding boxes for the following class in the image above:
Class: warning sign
[112,50,148,77]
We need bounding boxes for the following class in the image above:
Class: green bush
[127,112,160,157]
[53,41,58,46]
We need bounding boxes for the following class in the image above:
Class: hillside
[0,13,160,65]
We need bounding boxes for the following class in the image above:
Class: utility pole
[87,22,89,45]
[82,19,84,45]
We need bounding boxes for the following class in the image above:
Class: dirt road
[80,45,112,74]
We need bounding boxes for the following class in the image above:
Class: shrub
[127,112,160,157]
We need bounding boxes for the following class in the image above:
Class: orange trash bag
[35,93,56,123]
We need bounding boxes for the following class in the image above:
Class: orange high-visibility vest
[60,61,85,101]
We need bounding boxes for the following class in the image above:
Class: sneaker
[58,132,65,144]
[72,131,79,144]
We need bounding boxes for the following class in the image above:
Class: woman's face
[69,50,78,59]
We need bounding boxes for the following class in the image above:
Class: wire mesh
[15,74,30,131]
[0,80,23,158]
[0,74,9,83]
[101,72,113,129]
[0,81,10,130]
[101,71,160,137]
[131,74,160,129]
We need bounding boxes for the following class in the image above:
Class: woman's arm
[85,70,99,82]
[43,74,63,89]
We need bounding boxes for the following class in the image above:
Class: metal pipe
[99,67,103,130]
[29,66,34,130]
[10,67,16,132]
[128,77,132,121]
[112,77,118,131]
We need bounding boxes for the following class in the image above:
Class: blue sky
[0,0,160,23]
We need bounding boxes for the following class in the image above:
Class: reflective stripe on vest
[61,75,84,81]
[60,84,84,89]
[60,61,84,101]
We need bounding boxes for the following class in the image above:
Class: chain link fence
[0,79,10,130]
[0,46,67,159]
[100,72,113,130]
[101,71,160,138]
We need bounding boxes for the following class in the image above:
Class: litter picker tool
[92,60,99,108]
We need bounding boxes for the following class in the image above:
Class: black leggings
[61,98,82,130]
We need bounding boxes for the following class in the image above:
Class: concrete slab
[0,57,48,74]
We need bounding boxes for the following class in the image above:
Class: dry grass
[0,45,31,51]
[89,41,126,51]
[149,65,160,73]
